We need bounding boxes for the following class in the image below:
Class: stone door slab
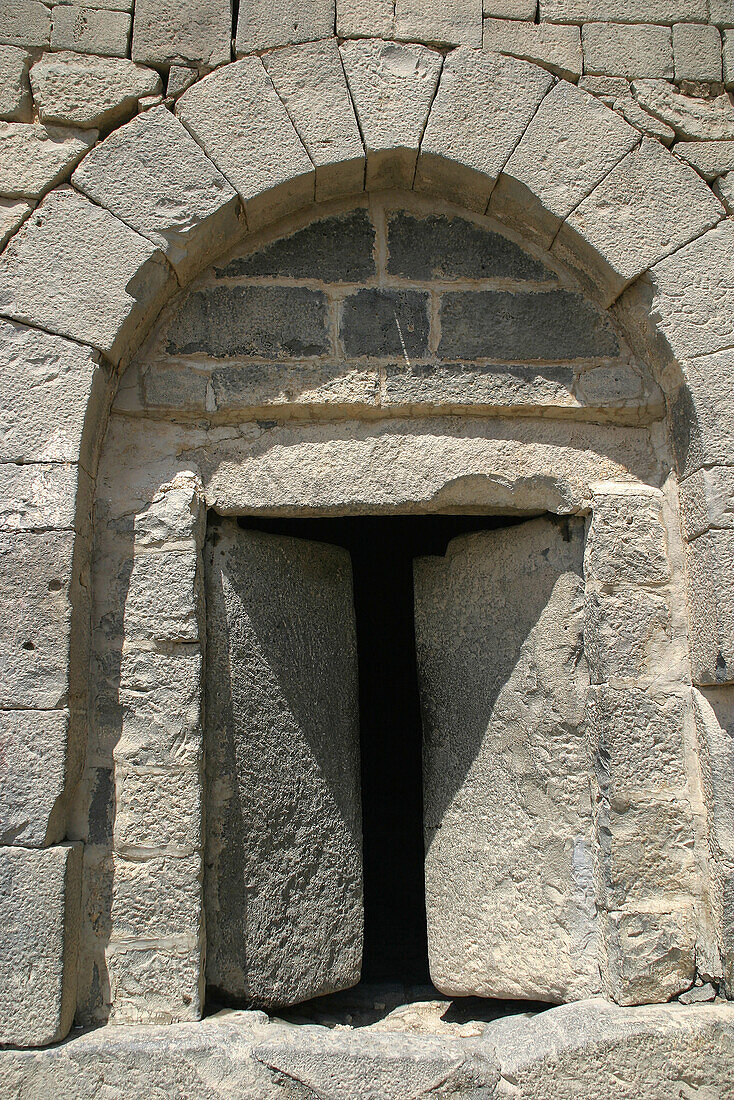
[414,517,599,1002]
[204,521,363,1007]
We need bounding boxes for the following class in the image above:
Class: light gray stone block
[336,0,394,38]
[394,0,483,48]
[55,0,132,9]
[0,44,31,121]
[673,22,723,81]
[0,843,81,1047]
[586,487,670,586]
[30,51,162,129]
[673,138,734,179]
[579,74,676,144]
[485,0,537,16]
[0,187,175,365]
[235,0,334,55]
[597,798,696,910]
[687,529,734,684]
[668,351,734,478]
[0,0,51,48]
[552,137,724,307]
[585,587,683,688]
[110,852,201,940]
[539,0,707,20]
[725,28,733,87]
[632,78,734,140]
[340,38,442,191]
[177,57,315,231]
[713,169,734,212]
[124,548,200,644]
[601,908,696,1006]
[0,461,81,530]
[204,523,362,1008]
[415,517,598,1003]
[50,4,131,57]
[166,63,196,99]
[681,466,734,539]
[114,765,202,854]
[692,686,734,859]
[582,23,674,80]
[131,0,231,70]
[72,106,241,284]
[264,39,365,202]
[416,46,553,211]
[490,81,638,249]
[483,16,582,79]
[0,121,96,200]
[106,940,203,1024]
[0,709,68,845]
[0,196,31,247]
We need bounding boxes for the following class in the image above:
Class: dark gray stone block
[216,211,376,282]
[340,289,430,359]
[383,362,575,408]
[166,286,330,359]
[386,211,554,282]
[438,289,620,361]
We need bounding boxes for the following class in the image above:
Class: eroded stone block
[50,4,131,57]
[0,44,31,121]
[235,0,334,55]
[0,709,68,846]
[632,78,734,140]
[132,0,231,70]
[602,908,696,1005]
[339,288,430,358]
[582,23,674,79]
[30,51,162,129]
[483,17,582,79]
[395,0,483,48]
[586,488,670,586]
[0,120,96,200]
[673,22,723,82]
[0,0,51,49]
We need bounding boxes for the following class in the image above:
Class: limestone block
[55,0,132,9]
[30,51,162,130]
[0,320,104,464]
[0,461,82,530]
[725,29,733,88]
[187,362,380,415]
[0,843,81,1046]
[110,853,201,940]
[131,0,230,70]
[337,0,394,38]
[552,137,724,307]
[394,0,483,48]
[582,23,673,80]
[687,529,734,684]
[614,93,677,145]
[585,588,683,688]
[602,908,696,1005]
[489,81,638,249]
[106,941,203,1024]
[713,170,734,212]
[673,138,734,179]
[177,58,315,230]
[632,78,734,140]
[586,488,670,586]
[0,44,31,121]
[115,765,202,854]
[415,517,598,1003]
[235,0,334,55]
[0,0,51,49]
[540,0,707,22]
[50,4,131,57]
[485,0,536,16]
[673,22,723,81]
[340,39,442,191]
[0,121,96,200]
[668,353,734,479]
[483,17,582,80]
[416,46,553,212]
[596,798,696,909]
[166,63,196,99]
[124,548,200,644]
[72,106,240,284]
[263,40,365,202]
[692,687,734,859]
[0,196,31,247]
[681,466,734,539]
[0,709,68,846]
[0,187,175,365]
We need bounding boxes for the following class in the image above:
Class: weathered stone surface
[552,137,724,306]
[205,523,362,1007]
[131,0,231,70]
[416,47,553,211]
[166,63,197,99]
[540,0,707,18]
[340,288,430,358]
[165,285,329,359]
[72,106,240,284]
[673,22,723,81]
[177,57,315,230]
[438,288,619,360]
[578,74,677,144]
[586,488,670,586]
[0,44,31,121]
[602,908,696,1005]
[673,138,734,179]
[585,588,682,687]
[50,4,131,57]
[0,121,96,199]
[597,798,696,909]
[0,0,50,49]
[0,187,174,365]
[667,353,734,480]
[486,0,537,14]
[340,39,442,191]
[337,0,393,37]
[235,0,334,55]
[0,844,81,1047]
[115,765,202,854]
[0,461,82,530]
[264,40,365,202]
[490,81,639,249]
[106,941,203,1024]
[713,169,734,212]
[30,51,162,129]
[415,517,597,1002]
[681,465,734,538]
[632,78,734,139]
[725,27,733,87]
[394,0,483,48]
[0,197,31,248]
[0,709,68,846]
[110,853,201,940]
[483,17,582,80]
[582,23,674,79]
[687,529,734,684]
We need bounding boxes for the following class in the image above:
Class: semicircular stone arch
[0,41,733,1049]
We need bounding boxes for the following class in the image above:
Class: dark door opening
[229,512,527,989]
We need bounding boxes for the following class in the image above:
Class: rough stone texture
[72,106,241,284]
[632,78,734,139]
[687,529,734,683]
[131,0,231,70]
[673,22,723,81]
[725,28,733,87]
[415,517,598,1002]
[0,187,175,364]
[681,466,734,539]
[552,136,724,306]
[579,74,677,145]
[713,170,734,211]
[0,844,81,1047]
[0,460,82,530]
[235,0,334,55]
[601,908,696,1005]
[0,0,51,49]
[483,17,582,80]
[30,51,162,129]
[485,0,537,17]
[0,121,96,199]
[340,288,430,358]
[540,0,707,19]
[166,63,197,99]
[394,0,483,49]
[205,523,362,1007]
[337,0,394,37]
[415,47,553,211]
[582,23,674,79]
[50,5,131,58]
[0,709,68,846]
[673,137,734,178]
[176,57,315,230]
[340,39,443,191]
[0,44,31,121]
[489,81,639,249]
[263,40,365,203]
[0,197,31,248]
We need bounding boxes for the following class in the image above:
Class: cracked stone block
[673,22,723,82]
[50,4,131,57]
[582,23,673,80]
[415,46,553,212]
[0,121,96,200]
[106,941,203,1024]
[632,78,734,140]
[264,39,365,202]
[0,196,31,247]
[176,57,315,230]
[483,17,582,79]
[30,51,162,129]
[394,0,483,48]
[208,362,380,413]
[340,39,443,191]
[72,105,241,284]
[339,288,430,359]
[0,844,82,1046]
[131,0,231,70]
[602,908,696,1006]
[0,709,69,846]
[235,0,334,55]
[672,138,734,179]
[0,0,51,49]
[713,170,734,213]
[0,43,31,121]
[166,63,197,99]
